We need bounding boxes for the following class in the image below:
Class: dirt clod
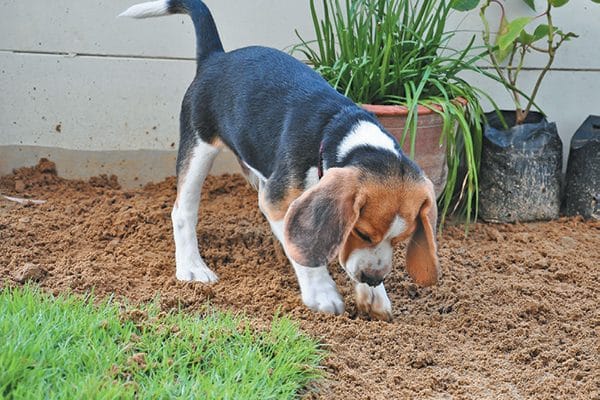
[14,180,25,193]
[128,353,147,369]
[37,158,57,174]
[1,160,599,399]
[410,353,435,369]
[89,174,121,190]
[11,263,47,283]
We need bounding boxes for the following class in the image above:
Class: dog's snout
[359,271,384,287]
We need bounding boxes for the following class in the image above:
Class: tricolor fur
[121,0,440,321]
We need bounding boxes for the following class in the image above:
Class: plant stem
[529,44,551,53]
[480,1,512,99]
[519,1,555,124]
[513,45,527,122]
[507,45,518,85]
[506,46,522,115]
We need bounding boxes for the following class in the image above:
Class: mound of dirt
[1,160,598,399]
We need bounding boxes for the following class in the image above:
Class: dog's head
[283,166,439,287]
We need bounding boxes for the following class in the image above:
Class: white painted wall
[0,0,313,152]
[1,0,599,182]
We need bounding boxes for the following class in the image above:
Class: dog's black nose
[359,271,384,287]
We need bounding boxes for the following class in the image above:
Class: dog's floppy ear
[284,167,364,267]
[406,179,440,286]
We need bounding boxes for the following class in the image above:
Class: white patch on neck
[304,167,320,189]
[384,215,407,240]
[336,121,399,163]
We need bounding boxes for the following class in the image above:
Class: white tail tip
[119,1,170,18]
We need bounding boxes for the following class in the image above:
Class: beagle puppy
[121,0,440,320]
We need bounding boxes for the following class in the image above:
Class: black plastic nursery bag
[479,111,562,223]
[564,115,600,219]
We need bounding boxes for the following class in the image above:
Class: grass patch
[0,285,323,399]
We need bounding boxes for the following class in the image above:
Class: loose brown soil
[1,160,599,399]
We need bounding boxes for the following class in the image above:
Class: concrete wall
[447,1,600,161]
[1,0,598,186]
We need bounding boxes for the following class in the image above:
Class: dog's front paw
[301,279,345,315]
[176,259,218,283]
[292,264,344,315]
[355,282,392,321]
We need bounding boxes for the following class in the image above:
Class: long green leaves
[294,0,490,226]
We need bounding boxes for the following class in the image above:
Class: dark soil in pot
[479,111,563,223]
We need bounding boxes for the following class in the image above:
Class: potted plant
[453,0,598,222]
[293,0,494,225]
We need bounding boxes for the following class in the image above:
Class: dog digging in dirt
[120,0,439,321]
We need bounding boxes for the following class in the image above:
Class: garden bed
[1,160,598,399]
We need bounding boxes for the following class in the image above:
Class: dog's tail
[119,0,224,63]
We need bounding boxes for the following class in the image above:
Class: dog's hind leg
[172,137,220,282]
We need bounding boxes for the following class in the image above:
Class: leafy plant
[453,0,599,125]
[293,0,498,225]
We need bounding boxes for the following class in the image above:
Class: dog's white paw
[292,264,344,315]
[176,259,218,283]
[300,277,345,315]
[355,282,392,321]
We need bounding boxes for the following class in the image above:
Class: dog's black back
[184,46,377,175]
[173,1,395,184]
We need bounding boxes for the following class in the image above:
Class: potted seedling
[453,0,599,222]
[294,0,495,225]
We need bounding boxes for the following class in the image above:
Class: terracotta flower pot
[362,103,451,196]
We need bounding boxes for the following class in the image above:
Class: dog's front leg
[263,214,344,315]
[172,140,220,283]
[355,282,392,321]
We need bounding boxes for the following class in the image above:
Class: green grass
[0,285,323,400]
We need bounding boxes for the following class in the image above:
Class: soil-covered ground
[1,160,599,399]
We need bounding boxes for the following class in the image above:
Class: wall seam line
[2,49,600,72]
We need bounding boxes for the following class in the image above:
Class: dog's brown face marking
[282,168,439,286]
[339,177,424,262]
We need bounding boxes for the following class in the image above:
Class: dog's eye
[354,228,372,243]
